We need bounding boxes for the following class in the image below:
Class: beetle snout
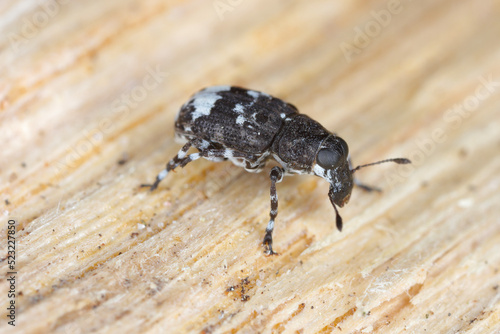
[339,194,350,207]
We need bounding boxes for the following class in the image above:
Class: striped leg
[141,141,200,191]
[263,166,284,255]
[142,140,259,191]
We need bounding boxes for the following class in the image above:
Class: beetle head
[313,135,411,232]
[312,135,353,231]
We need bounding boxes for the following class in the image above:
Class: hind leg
[191,139,227,162]
[192,139,262,166]
[141,141,202,191]
[142,139,261,191]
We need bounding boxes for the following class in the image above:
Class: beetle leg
[190,139,226,162]
[141,141,201,191]
[354,179,381,192]
[197,145,261,167]
[263,166,284,255]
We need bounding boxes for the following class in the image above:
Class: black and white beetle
[142,86,410,255]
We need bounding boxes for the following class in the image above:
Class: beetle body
[143,86,410,255]
[176,86,296,161]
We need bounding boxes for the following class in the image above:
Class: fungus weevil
[142,86,410,255]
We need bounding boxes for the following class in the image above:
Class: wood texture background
[1,0,499,333]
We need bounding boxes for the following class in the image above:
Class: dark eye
[317,148,341,169]
[337,137,349,156]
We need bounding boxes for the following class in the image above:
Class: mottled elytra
[142,86,410,255]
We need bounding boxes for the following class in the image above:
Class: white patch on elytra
[202,85,231,93]
[189,86,231,122]
[190,96,221,121]
[236,115,245,125]
[234,103,245,113]
[247,90,261,99]
[247,90,268,99]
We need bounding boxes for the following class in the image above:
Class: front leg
[263,166,284,255]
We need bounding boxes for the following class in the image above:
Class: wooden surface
[1,0,499,333]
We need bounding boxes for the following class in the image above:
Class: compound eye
[317,148,341,169]
[337,137,349,157]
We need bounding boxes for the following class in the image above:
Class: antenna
[351,158,411,174]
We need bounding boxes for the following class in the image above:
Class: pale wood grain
[1,0,499,333]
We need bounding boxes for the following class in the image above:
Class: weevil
[142,86,410,255]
